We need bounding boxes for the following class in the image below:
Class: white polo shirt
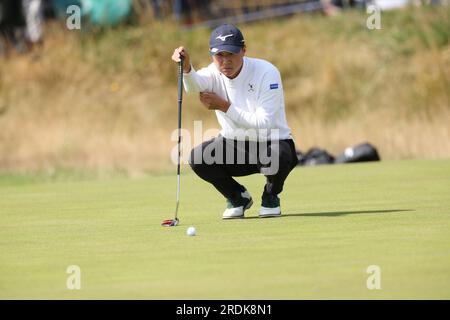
[183,56,293,141]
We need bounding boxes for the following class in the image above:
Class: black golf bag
[334,142,380,164]
[297,148,335,166]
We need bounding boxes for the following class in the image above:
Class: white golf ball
[186,226,196,236]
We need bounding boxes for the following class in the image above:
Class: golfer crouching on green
[171,23,298,219]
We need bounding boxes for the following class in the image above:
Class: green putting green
[1,160,449,299]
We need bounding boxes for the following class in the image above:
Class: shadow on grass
[244,209,414,219]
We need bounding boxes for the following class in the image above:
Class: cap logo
[216,34,233,41]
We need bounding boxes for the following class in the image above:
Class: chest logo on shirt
[248,83,255,92]
[270,83,279,90]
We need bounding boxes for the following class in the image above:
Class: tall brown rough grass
[0,6,449,173]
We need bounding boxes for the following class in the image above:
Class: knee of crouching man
[259,141,280,176]
[188,146,202,171]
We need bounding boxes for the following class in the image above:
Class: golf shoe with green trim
[222,190,253,219]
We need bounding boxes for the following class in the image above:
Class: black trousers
[189,135,298,200]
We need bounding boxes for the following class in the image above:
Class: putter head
[161,218,179,227]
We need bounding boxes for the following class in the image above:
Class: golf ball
[187,226,196,236]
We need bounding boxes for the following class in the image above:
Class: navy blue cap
[209,24,245,55]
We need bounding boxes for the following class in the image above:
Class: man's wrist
[219,101,231,113]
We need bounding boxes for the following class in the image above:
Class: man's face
[212,48,246,79]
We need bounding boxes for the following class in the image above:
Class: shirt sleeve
[183,64,214,93]
[225,69,283,130]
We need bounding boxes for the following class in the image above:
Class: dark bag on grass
[335,142,380,164]
[296,150,305,165]
[299,148,335,166]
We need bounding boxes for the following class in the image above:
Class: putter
[162,57,184,227]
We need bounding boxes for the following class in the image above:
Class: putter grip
[178,57,184,102]
[179,56,184,74]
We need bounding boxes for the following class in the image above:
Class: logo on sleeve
[270,83,279,90]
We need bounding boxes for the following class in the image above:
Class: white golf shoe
[222,190,253,219]
[259,192,281,218]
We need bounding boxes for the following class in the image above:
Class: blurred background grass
[0,5,449,174]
